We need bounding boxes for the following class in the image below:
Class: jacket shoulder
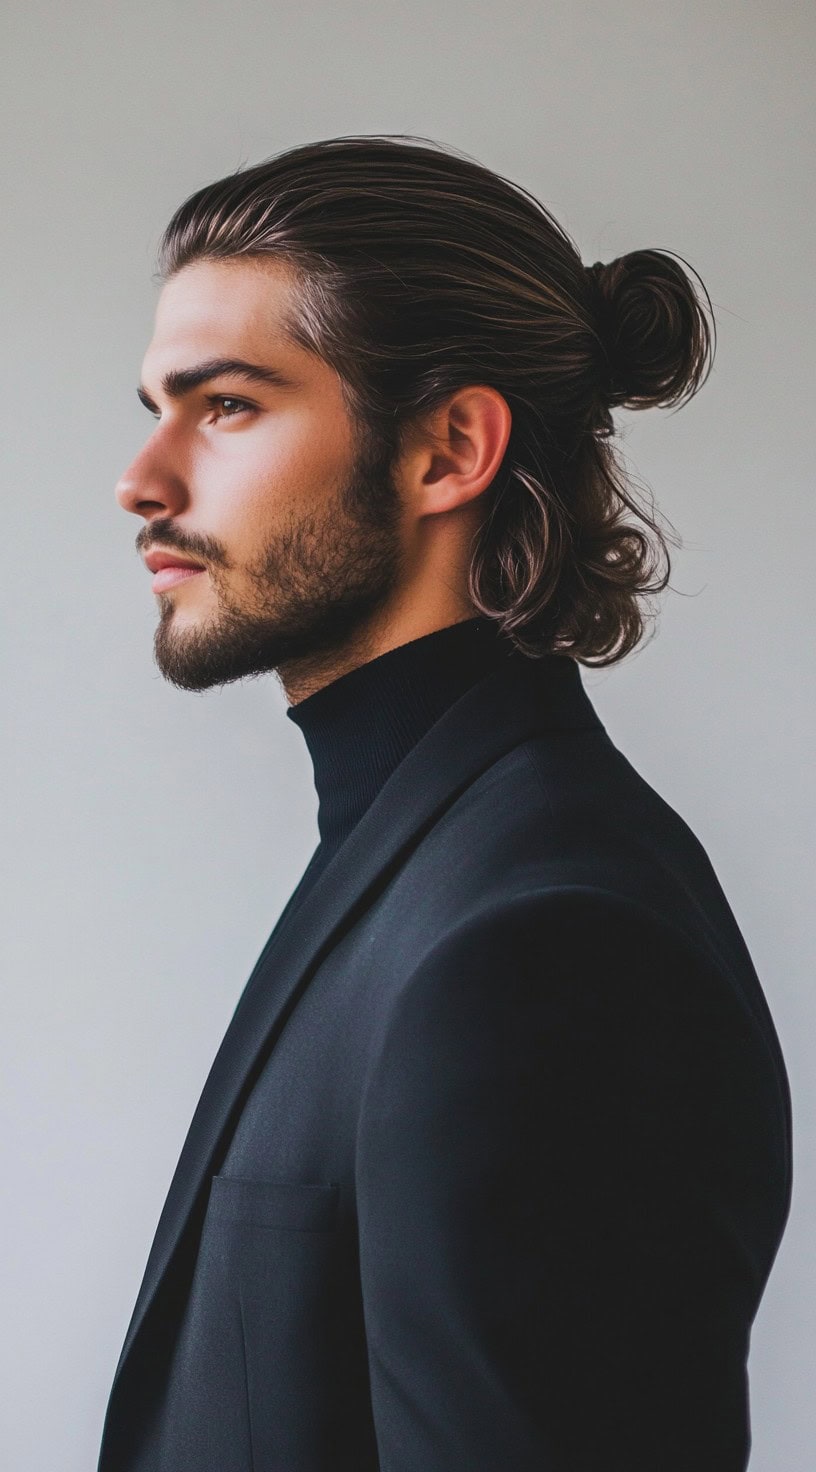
[394,725,725,951]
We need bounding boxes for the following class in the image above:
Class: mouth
[151,565,205,594]
[143,547,207,593]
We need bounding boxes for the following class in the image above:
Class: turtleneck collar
[285,616,516,856]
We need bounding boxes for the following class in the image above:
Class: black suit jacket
[97,651,792,1471]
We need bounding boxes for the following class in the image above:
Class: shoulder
[388,722,727,963]
[396,715,758,1002]
[357,885,788,1217]
[363,886,741,1100]
[385,884,724,1005]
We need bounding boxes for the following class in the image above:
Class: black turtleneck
[279,615,516,925]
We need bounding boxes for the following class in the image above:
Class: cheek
[206,421,352,557]
[257,418,351,501]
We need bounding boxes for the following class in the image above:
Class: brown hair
[157,134,715,666]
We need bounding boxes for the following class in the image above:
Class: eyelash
[148,395,255,423]
[205,395,254,421]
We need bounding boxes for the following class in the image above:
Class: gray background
[1,2,813,1467]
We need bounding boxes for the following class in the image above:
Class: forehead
[146,256,306,368]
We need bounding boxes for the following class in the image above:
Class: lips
[143,549,206,574]
[150,565,204,594]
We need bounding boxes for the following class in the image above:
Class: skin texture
[116,256,512,704]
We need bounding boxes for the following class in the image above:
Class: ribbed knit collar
[285,616,516,855]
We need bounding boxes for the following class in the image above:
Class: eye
[206,395,254,421]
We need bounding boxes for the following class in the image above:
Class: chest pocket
[205,1173,342,1469]
[207,1173,340,1230]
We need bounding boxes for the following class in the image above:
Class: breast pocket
[205,1174,342,1470]
[207,1173,340,1231]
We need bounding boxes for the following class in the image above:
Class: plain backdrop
[1,2,813,1468]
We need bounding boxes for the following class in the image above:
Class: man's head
[117,135,715,696]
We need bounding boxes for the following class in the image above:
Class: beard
[151,432,404,693]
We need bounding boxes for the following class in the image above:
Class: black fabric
[282,615,515,905]
[98,643,792,1472]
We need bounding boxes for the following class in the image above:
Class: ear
[400,386,512,519]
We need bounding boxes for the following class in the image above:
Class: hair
[156,134,715,666]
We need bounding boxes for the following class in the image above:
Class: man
[98,136,792,1471]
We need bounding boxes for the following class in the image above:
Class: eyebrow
[136,356,297,411]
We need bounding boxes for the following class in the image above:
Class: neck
[285,615,516,854]
[277,590,482,706]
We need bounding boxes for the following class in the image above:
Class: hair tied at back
[585,258,610,299]
[584,259,618,418]
[584,249,716,417]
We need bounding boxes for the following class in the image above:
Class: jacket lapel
[106,650,602,1405]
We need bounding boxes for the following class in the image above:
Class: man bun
[585,249,716,419]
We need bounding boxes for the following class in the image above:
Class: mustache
[136,525,221,565]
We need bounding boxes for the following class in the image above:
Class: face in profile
[116,256,404,692]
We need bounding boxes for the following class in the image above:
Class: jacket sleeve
[354,887,782,1472]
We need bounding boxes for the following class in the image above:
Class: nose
[115,435,188,520]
